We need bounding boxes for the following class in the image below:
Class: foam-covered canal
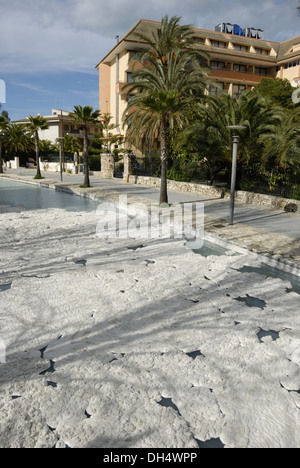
[0,177,299,448]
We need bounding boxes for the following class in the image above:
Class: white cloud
[0,0,299,76]
[0,2,115,74]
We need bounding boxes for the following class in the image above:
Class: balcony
[116,81,129,95]
[210,65,274,84]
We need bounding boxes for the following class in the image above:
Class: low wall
[41,162,77,173]
[127,175,300,210]
[7,157,19,169]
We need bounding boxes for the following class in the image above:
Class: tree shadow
[1,217,299,448]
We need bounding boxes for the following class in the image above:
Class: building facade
[14,109,101,144]
[95,19,300,153]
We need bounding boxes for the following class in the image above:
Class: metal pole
[229,135,239,225]
[59,140,63,182]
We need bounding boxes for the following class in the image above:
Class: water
[234,294,266,310]
[235,264,300,295]
[194,437,225,448]
[192,236,300,296]
[257,328,280,342]
[0,179,98,212]
[191,239,229,257]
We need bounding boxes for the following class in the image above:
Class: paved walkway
[1,169,300,265]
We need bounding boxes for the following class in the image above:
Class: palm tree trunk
[159,117,168,205]
[35,131,42,178]
[83,126,90,187]
[75,151,79,174]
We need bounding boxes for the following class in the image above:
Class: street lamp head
[226,126,247,141]
[226,125,247,130]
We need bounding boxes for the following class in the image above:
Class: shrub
[89,154,101,171]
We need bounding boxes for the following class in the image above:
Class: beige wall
[281,62,300,84]
[97,27,300,157]
[99,63,111,116]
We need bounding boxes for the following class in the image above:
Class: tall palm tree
[0,115,9,173]
[70,105,100,187]
[27,115,49,179]
[123,15,210,205]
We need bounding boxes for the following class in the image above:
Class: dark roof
[96,19,300,67]
[277,36,300,62]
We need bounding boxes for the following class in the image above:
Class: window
[233,64,247,73]
[127,94,135,102]
[284,60,300,69]
[193,36,204,44]
[127,72,133,83]
[233,84,246,99]
[211,40,227,48]
[255,48,269,55]
[128,50,138,60]
[255,67,267,76]
[211,61,226,70]
[209,82,225,96]
[234,44,249,52]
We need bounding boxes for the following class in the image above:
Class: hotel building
[96,19,300,152]
[14,109,101,144]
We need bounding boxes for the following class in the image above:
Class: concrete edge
[203,231,300,277]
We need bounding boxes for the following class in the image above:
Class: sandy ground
[0,201,300,448]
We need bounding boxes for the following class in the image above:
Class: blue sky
[0,0,299,122]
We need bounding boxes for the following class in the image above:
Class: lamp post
[0,129,3,174]
[57,137,64,182]
[226,126,247,225]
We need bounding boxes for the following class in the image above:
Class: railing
[211,64,273,77]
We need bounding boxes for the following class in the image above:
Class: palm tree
[63,134,82,174]
[39,139,58,155]
[261,109,300,170]
[176,91,283,185]
[2,124,34,159]
[100,113,119,152]
[70,105,100,187]
[27,115,49,179]
[123,15,210,205]
[0,115,9,173]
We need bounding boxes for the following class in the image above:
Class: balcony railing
[210,64,274,77]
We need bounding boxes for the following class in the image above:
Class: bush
[167,161,192,182]
[167,166,191,181]
[89,154,101,171]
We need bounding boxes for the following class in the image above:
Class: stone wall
[127,175,300,210]
[123,153,136,182]
[100,153,115,178]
